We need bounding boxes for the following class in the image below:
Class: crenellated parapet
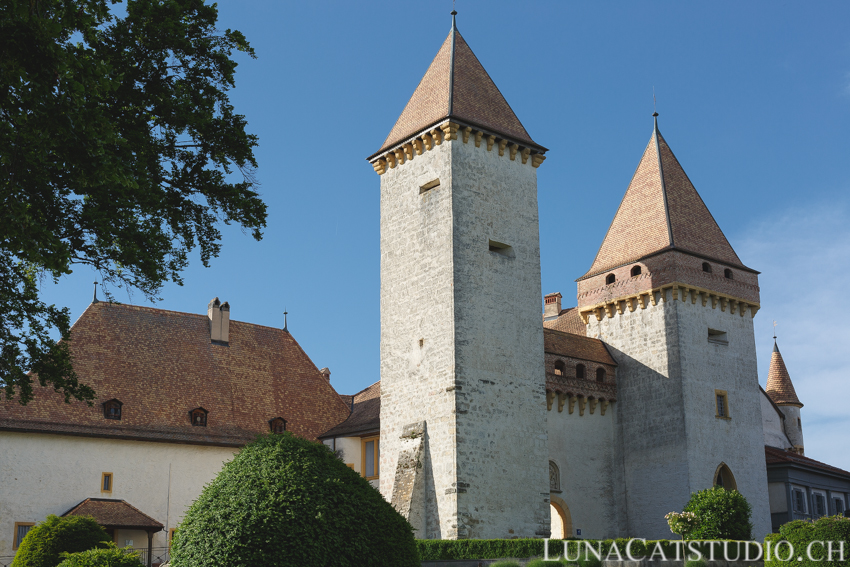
[578,281,760,324]
[369,120,546,175]
[545,373,617,416]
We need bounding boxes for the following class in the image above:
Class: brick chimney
[544,292,562,319]
[319,367,331,381]
[208,297,230,343]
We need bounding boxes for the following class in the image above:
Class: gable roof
[372,16,542,157]
[62,498,163,531]
[582,116,749,279]
[765,446,850,479]
[543,307,587,335]
[319,381,380,439]
[765,341,803,407]
[544,329,617,367]
[0,302,351,446]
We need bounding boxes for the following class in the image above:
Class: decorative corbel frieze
[440,122,459,141]
[711,295,718,309]
[750,305,759,318]
[600,399,610,416]
[589,397,598,415]
[498,139,508,157]
[462,126,472,143]
[639,294,649,309]
[431,129,443,145]
[423,133,434,151]
[679,287,688,302]
[580,311,590,324]
[720,297,728,312]
[474,131,483,147]
[546,391,556,411]
[394,148,406,165]
[403,143,414,160]
[604,303,616,318]
[372,159,387,175]
[615,301,625,315]
[671,285,679,301]
[509,143,519,161]
[578,396,587,416]
[594,307,603,322]
[521,148,531,164]
[730,300,738,315]
[691,289,698,304]
[413,139,424,155]
[486,135,496,151]
[532,154,546,168]
[628,297,638,312]
[386,153,397,169]
[739,303,747,317]
[557,393,567,413]
[568,395,576,414]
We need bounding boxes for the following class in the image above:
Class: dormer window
[190,407,208,427]
[103,399,123,420]
[596,368,606,383]
[576,364,586,380]
[724,268,733,279]
[702,262,712,273]
[630,266,641,277]
[554,360,565,376]
[269,417,287,433]
[605,273,616,285]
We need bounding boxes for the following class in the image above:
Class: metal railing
[134,546,170,566]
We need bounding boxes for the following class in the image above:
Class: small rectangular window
[793,489,806,513]
[834,498,845,515]
[488,239,514,257]
[13,522,35,550]
[814,494,826,517]
[362,436,380,480]
[101,472,113,493]
[715,390,730,419]
[708,329,728,345]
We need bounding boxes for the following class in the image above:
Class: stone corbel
[750,305,759,318]
[580,311,591,324]
[679,287,688,302]
[546,391,556,411]
[462,126,472,143]
[639,294,649,309]
[600,399,609,416]
[498,139,508,156]
[729,300,738,315]
[413,139,424,155]
[650,291,658,306]
[431,129,444,145]
[720,297,728,312]
[486,135,496,151]
[440,122,459,141]
[394,148,406,165]
[701,292,708,307]
[627,297,638,312]
[691,289,698,304]
[423,133,434,151]
[474,131,483,147]
[739,303,747,317]
[532,154,546,168]
[711,295,718,309]
[578,396,587,416]
[386,153,397,169]
[604,303,615,318]
[568,395,576,414]
[616,301,625,315]
[372,159,387,175]
[594,307,603,321]
[589,397,598,415]
[521,148,531,164]
[509,143,519,161]
[403,143,414,160]
[671,285,679,301]
[557,393,567,413]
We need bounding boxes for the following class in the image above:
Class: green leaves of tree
[0,0,266,404]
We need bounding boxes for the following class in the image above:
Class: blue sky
[43,1,850,468]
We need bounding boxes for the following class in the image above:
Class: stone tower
[368,13,550,540]
[576,115,771,539]
[766,340,804,453]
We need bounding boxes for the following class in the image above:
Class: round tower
[765,340,804,453]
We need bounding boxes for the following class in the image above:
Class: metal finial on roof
[92,281,99,304]
[773,320,779,351]
[283,309,289,333]
[451,8,457,29]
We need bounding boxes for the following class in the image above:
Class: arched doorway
[714,463,737,490]
[550,494,572,539]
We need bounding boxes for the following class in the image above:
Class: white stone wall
[379,133,549,539]
[547,404,618,539]
[761,392,791,449]
[780,405,804,450]
[0,432,236,556]
[588,291,771,540]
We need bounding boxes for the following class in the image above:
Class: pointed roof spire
[766,340,803,407]
[370,15,544,158]
[580,115,751,279]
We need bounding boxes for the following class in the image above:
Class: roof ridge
[654,117,675,246]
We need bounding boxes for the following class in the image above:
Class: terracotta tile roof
[765,341,802,407]
[0,302,351,446]
[765,446,850,478]
[543,307,587,335]
[62,498,163,530]
[582,118,747,279]
[373,22,541,157]
[544,329,617,366]
[319,382,380,438]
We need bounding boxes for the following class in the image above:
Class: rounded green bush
[170,433,418,567]
[682,486,753,540]
[12,515,111,567]
[56,544,144,567]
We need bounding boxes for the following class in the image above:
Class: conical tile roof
[582,117,747,279]
[372,15,541,157]
[766,341,803,407]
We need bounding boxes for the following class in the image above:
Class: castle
[2,12,849,564]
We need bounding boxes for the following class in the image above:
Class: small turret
[765,340,804,454]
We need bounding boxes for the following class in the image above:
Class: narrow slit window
[715,390,730,419]
[362,436,380,480]
[101,472,113,493]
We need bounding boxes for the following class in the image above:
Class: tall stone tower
[576,115,771,539]
[765,340,805,453]
[368,13,550,540]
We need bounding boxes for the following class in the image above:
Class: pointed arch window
[714,463,737,490]
[596,368,606,383]
[605,273,616,285]
[190,407,208,427]
[549,461,561,492]
[576,364,586,380]
[554,360,566,376]
[630,265,642,277]
[269,417,287,433]
[103,399,123,420]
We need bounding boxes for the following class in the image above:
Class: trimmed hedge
[56,544,144,567]
[765,516,850,567]
[12,515,111,567]
[683,487,753,540]
[416,538,757,562]
[170,433,418,567]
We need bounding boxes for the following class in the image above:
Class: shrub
[169,433,417,567]
[766,516,850,567]
[12,515,111,567]
[527,560,565,567]
[56,544,144,567]
[490,562,522,567]
[682,486,753,540]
